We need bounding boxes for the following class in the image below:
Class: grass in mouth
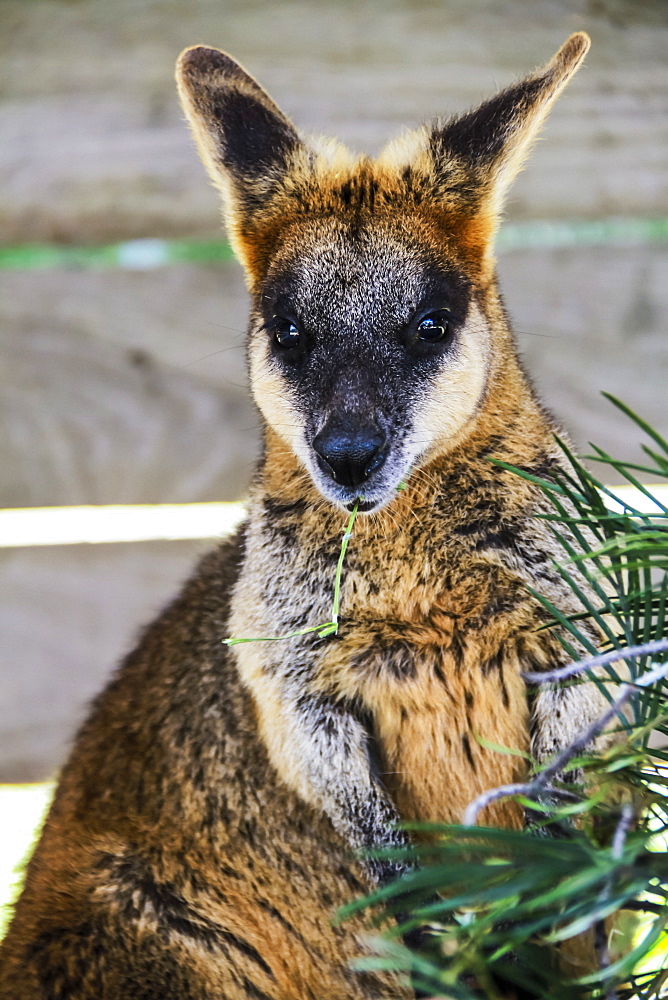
[224,498,361,645]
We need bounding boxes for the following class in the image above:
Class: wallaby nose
[313,423,387,489]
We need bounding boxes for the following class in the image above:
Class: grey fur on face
[249,215,474,509]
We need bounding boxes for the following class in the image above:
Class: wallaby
[0,33,607,1000]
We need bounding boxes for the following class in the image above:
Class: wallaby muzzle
[312,419,388,490]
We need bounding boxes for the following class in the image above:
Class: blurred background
[0,0,666,782]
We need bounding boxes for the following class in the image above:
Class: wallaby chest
[232,488,534,827]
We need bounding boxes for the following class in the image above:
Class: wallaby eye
[416,311,451,343]
[272,318,301,350]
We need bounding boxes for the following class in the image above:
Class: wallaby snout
[312,419,388,491]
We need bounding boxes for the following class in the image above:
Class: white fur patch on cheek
[410,304,491,457]
[248,340,311,463]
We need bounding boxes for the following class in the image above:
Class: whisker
[181,346,244,369]
[203,321,247,335]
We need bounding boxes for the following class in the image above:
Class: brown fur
[1,34,605,997]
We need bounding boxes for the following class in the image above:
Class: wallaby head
[176,35,589,512]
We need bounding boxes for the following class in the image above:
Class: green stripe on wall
[0,238,236,272]
[498,217,668,251]
[0,218,666,272]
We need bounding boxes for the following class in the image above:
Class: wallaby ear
[176,46,303,263]
[381,33,590,264]
[433,33,590,213]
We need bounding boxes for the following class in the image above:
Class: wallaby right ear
[176,47,303,260]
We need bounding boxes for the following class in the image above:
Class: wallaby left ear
[434,32,590,219]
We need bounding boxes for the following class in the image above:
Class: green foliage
[345,397,668,1000]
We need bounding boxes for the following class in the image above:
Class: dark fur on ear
[433,33,590,203]
[379,33,590,263]
[176,47,304,235]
